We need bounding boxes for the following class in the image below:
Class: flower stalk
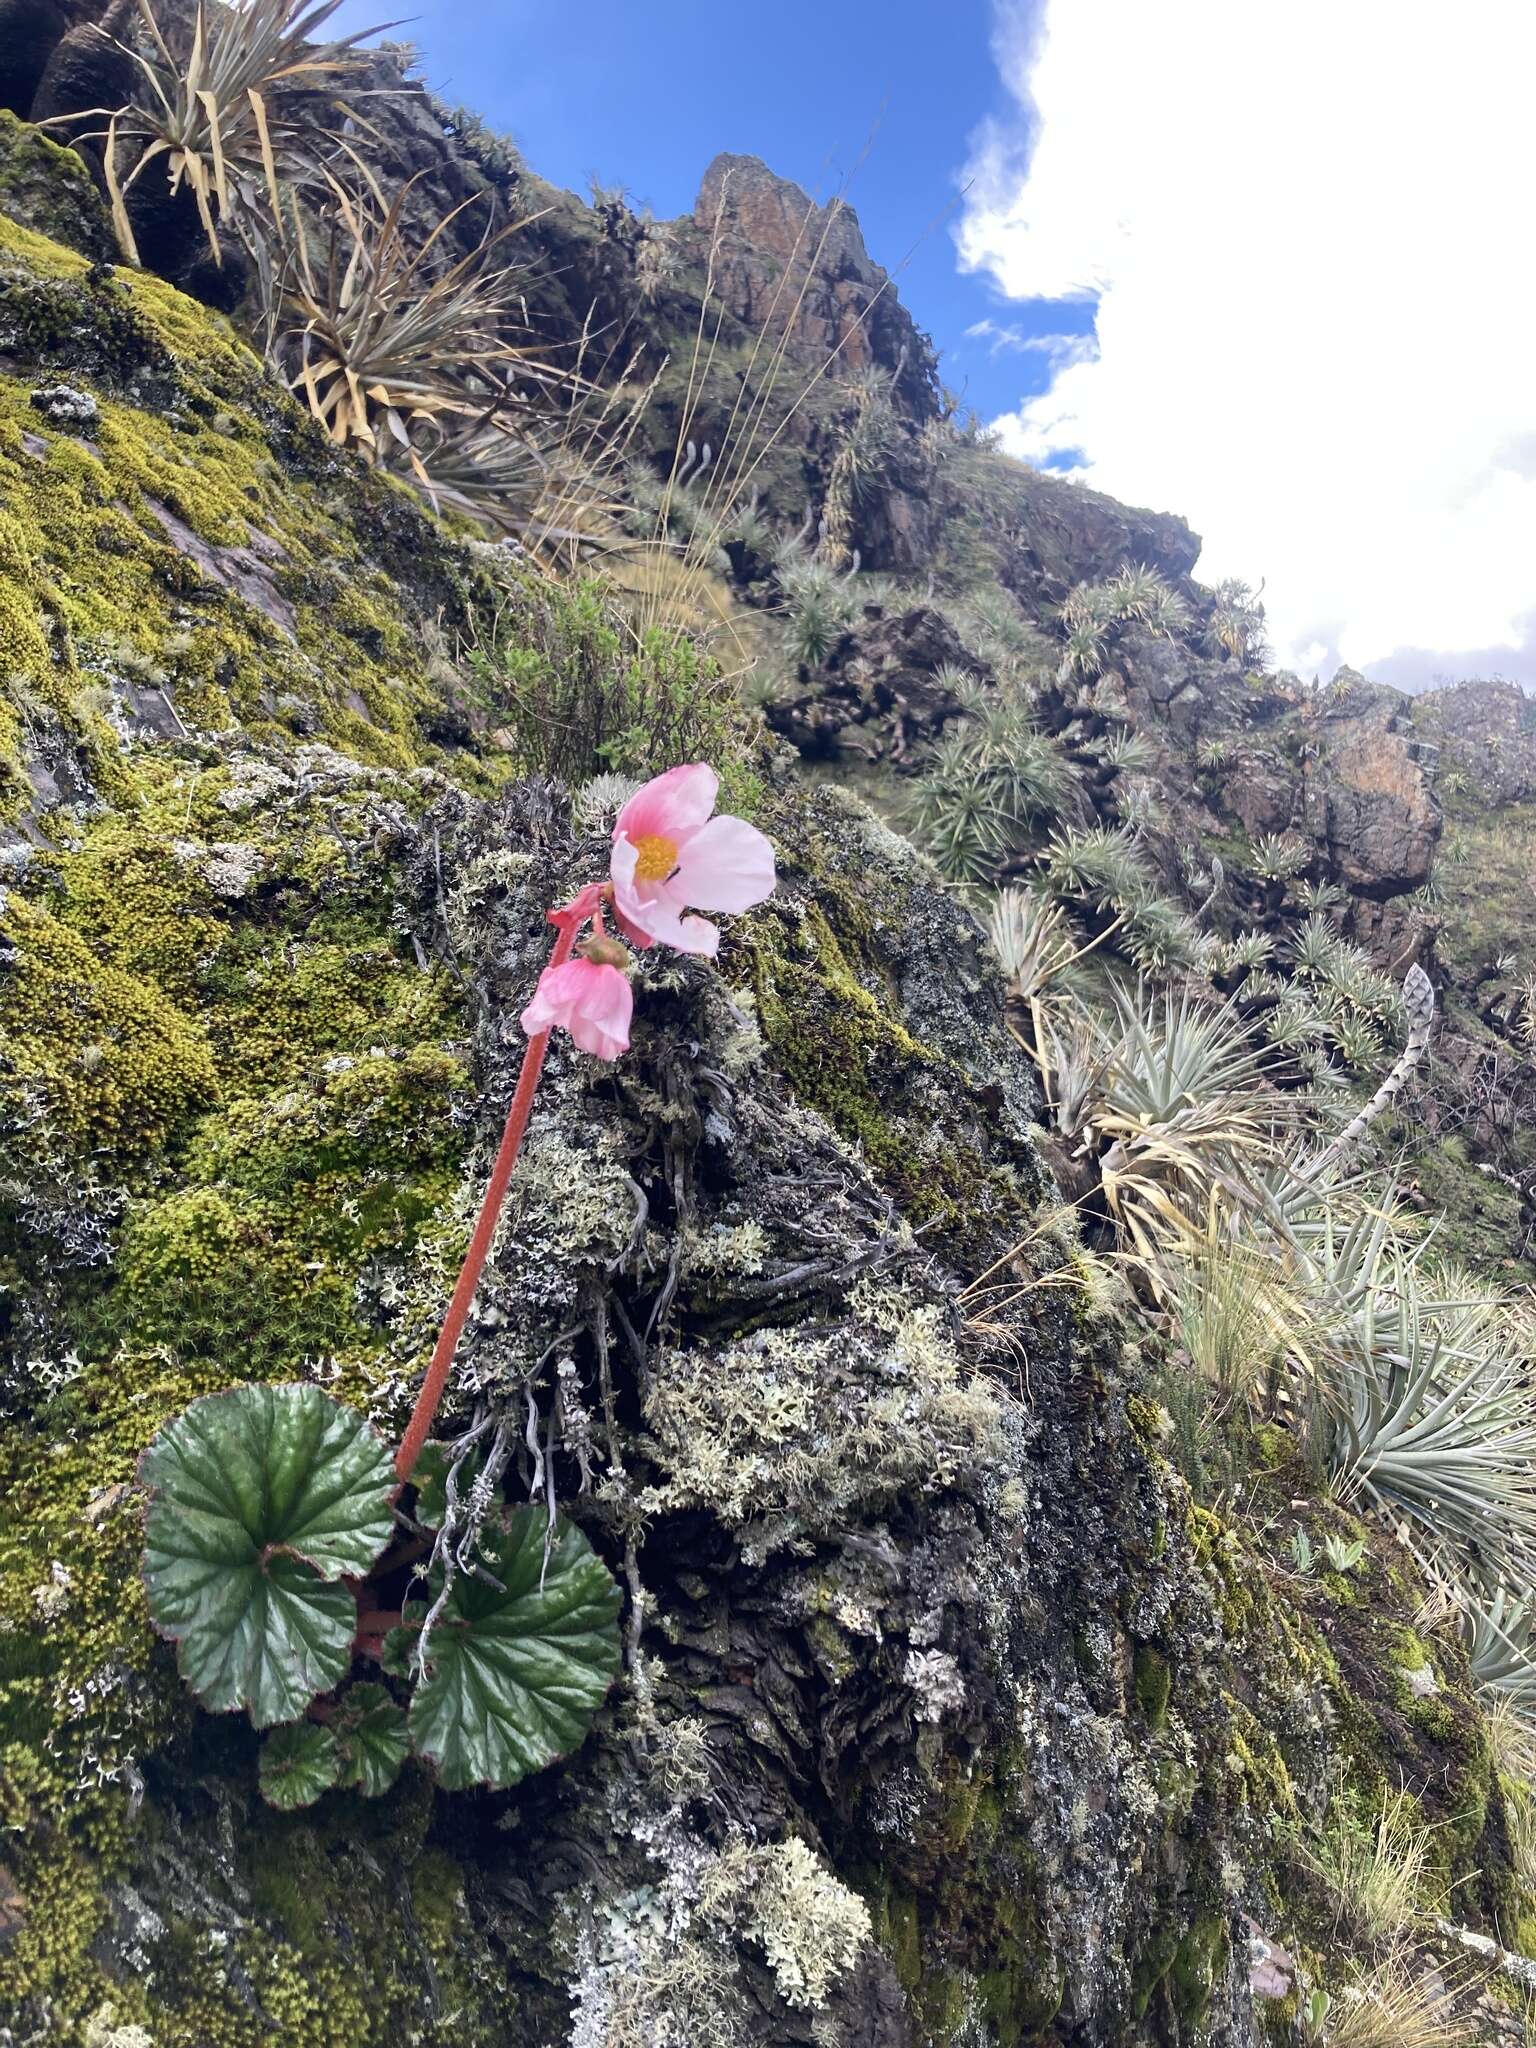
[393,903,582,1484]
[392,764,775,1488]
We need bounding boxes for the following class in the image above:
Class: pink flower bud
[520,957,633,1061]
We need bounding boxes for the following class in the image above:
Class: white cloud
[959,0,1536,684]
[963,320,1098,370]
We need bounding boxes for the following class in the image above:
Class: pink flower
[520,956,633,1061]
[610,764,775,958]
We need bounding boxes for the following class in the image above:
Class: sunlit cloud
[958,0,1536,685]
[963,320,1097,370]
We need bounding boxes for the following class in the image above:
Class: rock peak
[694,151,871,272]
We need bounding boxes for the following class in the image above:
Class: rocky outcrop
[690,154,938,430]
[6,155,1523,2048]
[766,603,976,760]
[994,475,1200,617]
[1416,677,1536,807]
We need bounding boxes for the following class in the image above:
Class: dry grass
[1325,1951,1477,2048]
[1303,1790,1438,1944]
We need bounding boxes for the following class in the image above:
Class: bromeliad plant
[139,765,774,1802]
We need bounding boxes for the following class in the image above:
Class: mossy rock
[0,115,115,263]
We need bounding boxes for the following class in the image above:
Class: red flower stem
[393,909,584,1486]
[353,1608,404,1638]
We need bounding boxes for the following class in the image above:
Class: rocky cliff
[2,41,1536,2048]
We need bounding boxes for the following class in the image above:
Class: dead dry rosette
[394,765,774,1484]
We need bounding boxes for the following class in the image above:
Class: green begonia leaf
[259,1723,342,1809]
[141,1384,395,1727]
[405,1508,621,1791]
[333,1682,409,1796]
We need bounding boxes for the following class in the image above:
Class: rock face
[0,200,1285,2047]
[1303,674,1442,899]
[1417,677,1536,806]
[0,121,1526,2048]
[994,472,1200,617]
[692,154,938,426]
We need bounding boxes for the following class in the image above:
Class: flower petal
[615,875,720,957]
[668,814,776,915]
[520,959,632,1059]
[568,964,633,1060]
[614,763,719,847]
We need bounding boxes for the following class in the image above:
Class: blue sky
[332,0,1536,684]
[331,0,1076,423]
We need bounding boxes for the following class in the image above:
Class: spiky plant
[1205,577,1269,666]
[98,0,380,265]
[401,405,634,551]
[1291,912,1347,978]
[1238,968,1287,1004]
[776,552,861,669]
[969,701,1074,822]
[634,220,680,300]
[1217,929,1275,975]
[1251,832,1310,884]
[905,734,1020,885]
[1040,822,1150,906]
[1461,1583,1536,1717]
[571,771,641,834]
[1062,618,1110,680]
[988,887,1074,1000]
[1328,1011,1386,1073]
[1321,950,1403,1029]
[277,176,556,458]
[1037,1011,1106,1145]
[1097,728,1158,776]
[908,710,1071,883]
[1196,736,1234,771]
[1118,890,1210,975]
[1288,1209,1536,1574]
[1106,562,1191,635]
[1514,971,1536,1051]
[933,661,980,702]
[1266,997,1330,1049]
[1093,991,1292,1264]
[726,492,775,557]
[1296,877,1349,916]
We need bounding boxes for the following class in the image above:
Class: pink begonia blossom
[610,762,775,958]
[520,956,633,1061]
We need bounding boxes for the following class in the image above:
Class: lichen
[637,1294,1003,1554]
[740,1838,871,2009]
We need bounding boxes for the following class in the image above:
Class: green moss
[0,116,115,260]
[1134,1646,1172,1730]
[1169,1912,1229,2026]
[0,215,506,807]
[747,889,1029,1249]
[977,1948,1066,2045]
[0,894,219,1162]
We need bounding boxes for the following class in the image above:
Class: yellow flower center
[632,833,680,884]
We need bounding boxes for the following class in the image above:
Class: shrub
[458,564,743,782]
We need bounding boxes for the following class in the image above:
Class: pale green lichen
[740,1839,872,2010]
[637,1293,1003,1553]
